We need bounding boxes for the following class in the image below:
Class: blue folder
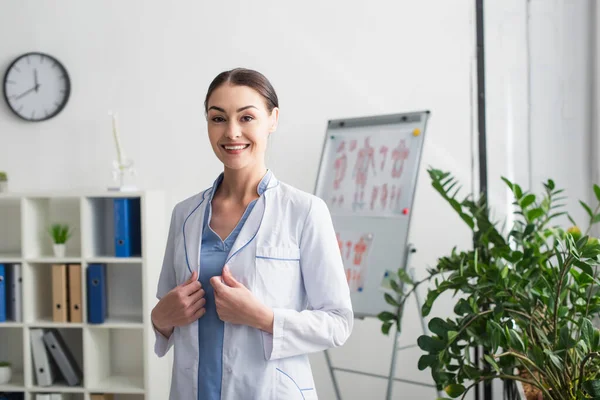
[87,264,107,323]
[113,198,142,257]
[0,264,5,322]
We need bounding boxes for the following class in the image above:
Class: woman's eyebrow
[208,105,257,113]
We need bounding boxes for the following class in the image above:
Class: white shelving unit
[0,190,172,400]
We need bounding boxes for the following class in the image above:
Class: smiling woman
[150,68,354,400]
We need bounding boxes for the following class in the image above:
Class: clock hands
[14,69,41,100]
[34,69,39,92]
[15,86,37,100]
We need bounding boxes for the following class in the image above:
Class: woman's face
[206,83,278,172]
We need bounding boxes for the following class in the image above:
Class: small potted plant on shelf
[0,361,12,384]
[48,223,73,258]
[0,172,7,193]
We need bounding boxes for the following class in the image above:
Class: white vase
[0,365,12,384]
[53,244,66,258]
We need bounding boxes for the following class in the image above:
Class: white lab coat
[153,171,353,400]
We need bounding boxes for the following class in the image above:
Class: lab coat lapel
[226,194,265,264]
[183,188,211,274]
[226,171,279,264]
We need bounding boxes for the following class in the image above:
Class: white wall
[0,0,594,399]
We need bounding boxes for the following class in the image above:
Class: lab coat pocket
[275,358,317,400]
[255,246,301,307]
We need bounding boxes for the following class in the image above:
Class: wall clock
[3,52,71,122]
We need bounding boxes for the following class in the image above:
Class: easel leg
[325,349,342,400]
[385,327,402,400]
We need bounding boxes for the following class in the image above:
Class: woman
[151,68,353,400]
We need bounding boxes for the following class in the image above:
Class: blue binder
[0,264,5,322]
[113,198,142,257]
[87,264,107,323]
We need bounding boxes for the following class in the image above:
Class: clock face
[3,52,71,122]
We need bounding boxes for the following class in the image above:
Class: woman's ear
[269,107,279,133]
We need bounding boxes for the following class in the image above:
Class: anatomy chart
[322,126,421,217]
[336,230,374,292]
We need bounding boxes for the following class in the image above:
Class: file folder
[87,264,107,324]
[30,328,56,386]
[42,328,82,387]
[67,264,82,323]
[113,197,141,257]
[6,263,22,322]
[52,264,68,322]
[0,264,5,322]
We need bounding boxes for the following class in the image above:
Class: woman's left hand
[211,265,274,333]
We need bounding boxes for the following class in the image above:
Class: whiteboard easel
[313,111,441,398]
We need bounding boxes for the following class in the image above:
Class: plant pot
[53,244,66,258]
[0,365,12,384]
[0,181,7,193]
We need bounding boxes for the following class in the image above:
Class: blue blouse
[197,171,272,400]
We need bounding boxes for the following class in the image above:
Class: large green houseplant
[379,168,600,399]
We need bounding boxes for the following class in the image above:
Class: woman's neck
[217,165,268,204]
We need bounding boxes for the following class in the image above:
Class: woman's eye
[241,115,254,122]
[212,116,225,123]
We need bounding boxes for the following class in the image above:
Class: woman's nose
[225,122,242,139]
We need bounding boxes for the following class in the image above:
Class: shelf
[0,372,24,392]
[0,190,169,398]
[0,198,22,256]
[87,375,145,394]
[82,197,142,259]
[28,384,85,393]
[28,319,84,329]
[25,257,82,264]
[0,327,24,389]
[28,328,84,390]
[85,263,143,324]
[84,329,144,393]
[22,197,81,259]
[25,264,84,324]
[0,322,24,328]
[84,257,142,264]
[0,254,22,263]
[90,317,143,329]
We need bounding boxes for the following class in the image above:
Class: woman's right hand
[151,271,206,338]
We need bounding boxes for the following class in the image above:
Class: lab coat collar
[183,170,279,274]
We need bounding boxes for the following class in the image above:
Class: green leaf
[378,311,396,322]
[389,279,400,293]
[447,331,458,343]
[397,269,414,285]
[520,194,536,209]
[381,321,393,335]
[544,349,563,370]
[428,318,451,338]
[417,335,446,353]
[418,354,436,370]
[384,293,400,307]
[500,265,509,280]
[581,318,595,348]
[581,200,594,218]
[508,329,525,352]
[594,184,600,203]
[527,208,545,221]
[484,355,501,374]
[444,384,465,398]
[583,380,600,396]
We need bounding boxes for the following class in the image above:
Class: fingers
[210,275,224,294]
[184,270,198,285]
[182,275,202,296]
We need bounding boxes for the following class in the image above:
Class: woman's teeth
[224,145,249,150]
